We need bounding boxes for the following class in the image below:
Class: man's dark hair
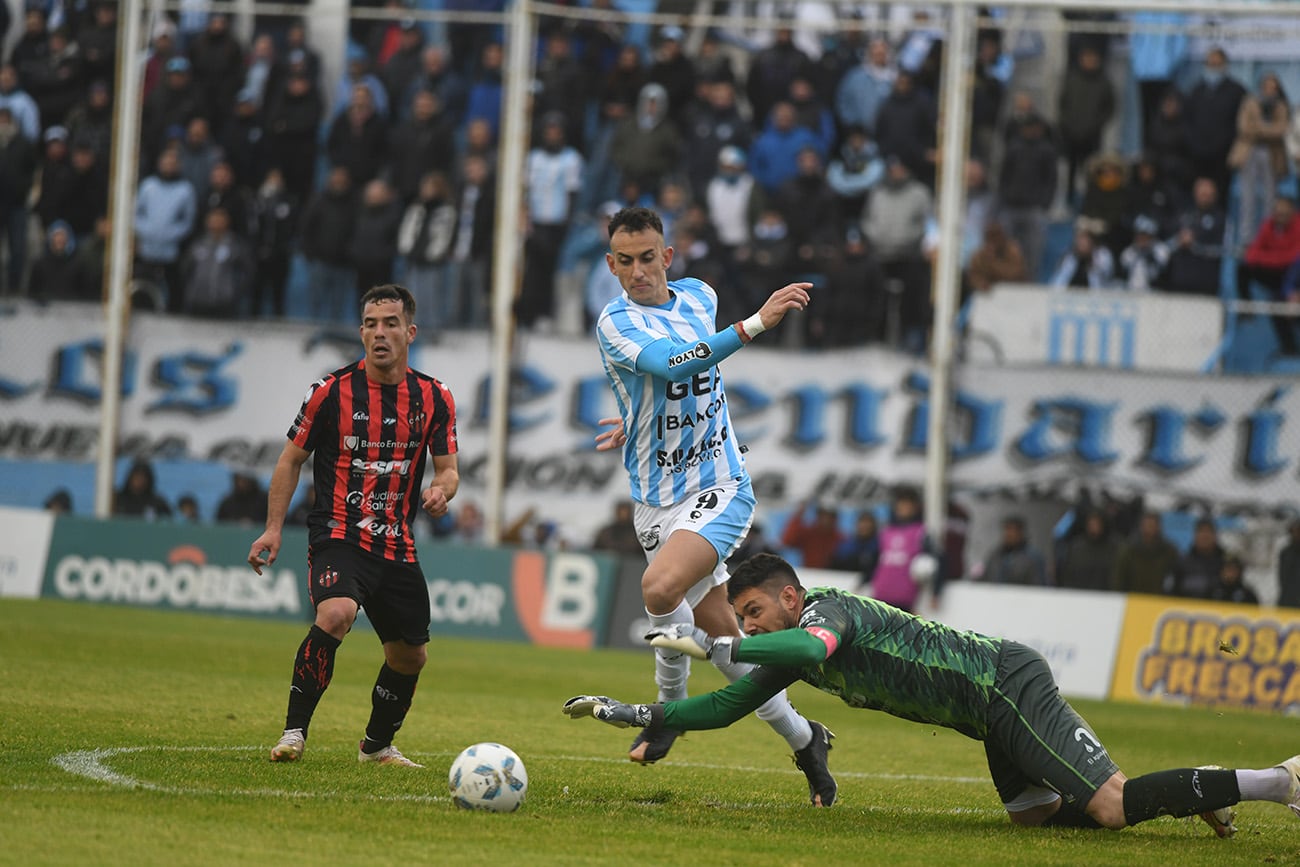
[608,206,663,239]
[360,283,416,322]
[1002,515,1026,532]
[727,552,802,603]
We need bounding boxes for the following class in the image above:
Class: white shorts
[632,476,756,608]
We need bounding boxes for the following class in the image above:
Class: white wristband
[741,313,767,341]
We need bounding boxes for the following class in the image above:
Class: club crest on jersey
[317,567,339,588]
[668,341,712,368]
[344,435,359,450]
[639,524,662,551]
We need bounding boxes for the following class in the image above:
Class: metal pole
[483,0,534,543]
[94,0,147,518]
[923,3,975,544]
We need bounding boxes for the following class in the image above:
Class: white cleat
[1279,755,1300,818]
[1195,765,1236,838]
[270,729,305,762]
[358,740,424,768]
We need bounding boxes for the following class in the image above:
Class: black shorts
[308,542,431,646]
[984,641,1119,810]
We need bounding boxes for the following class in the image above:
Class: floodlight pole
[95,0,146,517]
[483,0,535,543]
[923,3,975,549]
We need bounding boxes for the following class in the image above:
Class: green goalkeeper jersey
[660,587,1003,740]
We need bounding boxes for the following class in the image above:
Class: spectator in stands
[348,178,402,295]
[1056,509,1120,591]
[534,31,587,150]
[517,111,583,331]
[835,37,896,137]
[966,220,1027,294]
[450,500,485,544]
[682,74,752,200]
[251,168,297,318]
[1078,152,1132,260]
[1146,87,1192,192]
[141,19,178,101]
[600,42,647,118]
[176,494,202,523]
[863,157,932,353]
[282,22,322,93]
[379,20,426,121]
[647,25,695,131]
[10,8,49,92]
[332,45,388,121]
[1164,176,1225,296]
[777,146,839,268]
[997,107,1056,280]
[961,158,995,269]
[706,145,759,266]
[299,165,358,323]
[591,500,642,557]
[222,92,270,190]
[44,488,73,514]
[134,146,196,310]
[449,152,495,328]
[142,56,209,165]
[781,501,844,569]
[176,116,222,207]
[180,206,255,318]
[216,471,268,525]
[79,1,117,86]
[826,124,884,226]
[390,89,456,204]
[327,83,388,187]
[1238,190,1300,355]
[464,42,504,139]
[1058,45,1115,205]
[747,26,812,133]
[1126,153,1183,238]
[816,227,887,347]
[1129,12,1189,148]
[0,63,41,143]
[27,25,83,130]
[113,459,173,521]
[199,160,253,238]
[29,220,90,301]
[609,82,681,197]
[1230,72,1290,250]
[897,8,944,93]
[979,515,1049,585]
[829,510,881,579]
[1209,553,1259,605]
[64,79,111,162]
[1183,47,1247,199]
[266,68,322,203]
[970,32,1009,163]
[750,100,821,196]
[398,171,457,332]
[34,126,73,232]
[787,74,834,158]
[1276,519,1300,608]
[873,71,937,188]
[77,216,107,301]
[1119,215,1170,291]
[867,485,937,613]
[404,44,465,123]
[239,34,278,112]
[1049,222,1115,290]
[1172,517,1226,598]
[1114,511,1180,594]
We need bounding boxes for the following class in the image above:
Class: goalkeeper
[565,553,1300,834]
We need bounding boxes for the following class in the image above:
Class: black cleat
[793,720,837,806]
[628,727,682,764]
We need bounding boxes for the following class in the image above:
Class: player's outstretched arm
[739,281,812,342]
[248,440,309,574]
[562,695,658,728]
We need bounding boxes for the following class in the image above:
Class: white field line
[33,744,990,810]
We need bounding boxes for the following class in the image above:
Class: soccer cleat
[1194,765,1236,838]
[1279,754,1300,818]
[628,727,682,764]
[793,720,837,807]
[269,729,305,762]
[357,741,425,768]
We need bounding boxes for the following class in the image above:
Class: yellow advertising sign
[1112,595,1300,712]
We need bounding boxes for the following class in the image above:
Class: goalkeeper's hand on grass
[645,623,738,663]
[562,695,656,728]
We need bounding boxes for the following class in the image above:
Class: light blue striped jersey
[597,277,747,506]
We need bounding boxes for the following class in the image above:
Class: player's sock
[284,625,341,735]
[361,664,420,753]
[1236,767,1290,802]
[646,600,693,702]
[1042,803,1101,828]
[713,656,813,749]
[1122,767,1241,825]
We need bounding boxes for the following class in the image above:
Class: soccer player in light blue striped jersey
[592,206,837,804]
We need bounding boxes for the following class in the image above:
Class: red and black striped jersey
[288,359,458,562]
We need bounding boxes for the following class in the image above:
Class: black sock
[284,625,341,736]
[1122,768,1242,826]
[361,664,420,753]
[1041,802,1101,828]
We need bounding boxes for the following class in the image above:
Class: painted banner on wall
[2,302,1298,543]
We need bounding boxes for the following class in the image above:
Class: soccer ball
[909,553,939,585]
[448,742,528,812]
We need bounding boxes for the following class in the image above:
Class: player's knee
[314,602,356,638]
[641,569,686,614]
[385,641,427,674]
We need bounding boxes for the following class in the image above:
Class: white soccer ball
[448,742,528,812]
[909,553,939,585]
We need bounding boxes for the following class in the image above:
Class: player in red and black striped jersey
[249,284,459,767]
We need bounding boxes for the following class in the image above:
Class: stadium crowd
[1,2,1300,350]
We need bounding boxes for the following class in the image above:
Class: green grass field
[3,598,1299,866]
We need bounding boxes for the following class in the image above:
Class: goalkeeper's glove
[645,623,739,663]
[561,695,660,728]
